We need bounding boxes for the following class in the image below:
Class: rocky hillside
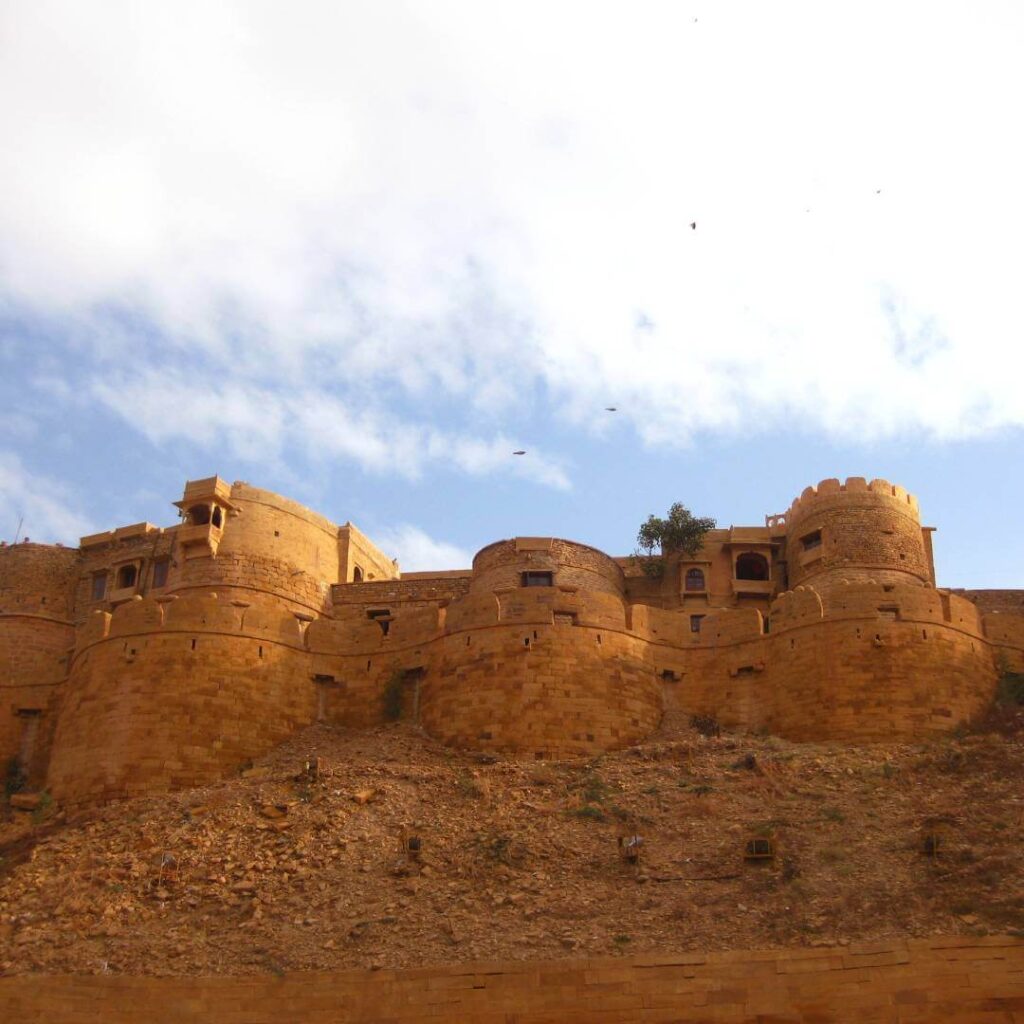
[2,714,1023,977]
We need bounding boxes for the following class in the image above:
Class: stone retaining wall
[1,936,1021,1022]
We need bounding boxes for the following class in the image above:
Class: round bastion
[470,537,625,597]
[784,477,930,593]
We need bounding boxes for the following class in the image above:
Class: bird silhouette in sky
[690,221,697,230]
[512,450,526,456]
[605,406,617,412]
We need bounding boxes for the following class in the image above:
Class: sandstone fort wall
[785,477,932,593]
[2,936,1022,1023]
[2,475,1022,807]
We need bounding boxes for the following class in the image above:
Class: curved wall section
[471,538,626,597]
[170,483,343,614]
[785,478,930,594]
[47,595,313,806]
[760,583,995,741]
[0,542,80,618]
[421,592,660,757]
[0,544,79,780]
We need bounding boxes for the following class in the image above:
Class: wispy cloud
[0,453,95,543]
[87,367,571,489]
[371,524,473,573]
[2,0,1024,483]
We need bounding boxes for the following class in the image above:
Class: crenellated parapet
[6,470,1021,809]
[786,477,920,524]
[784,478,931,593]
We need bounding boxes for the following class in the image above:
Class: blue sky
[1,1,1022,586]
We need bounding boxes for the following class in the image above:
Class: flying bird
[605,406,617,412]
[690,221,697,230]
[513,450,526,456]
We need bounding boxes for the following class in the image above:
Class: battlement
[786,477,920,525]
[4,470,1022,810]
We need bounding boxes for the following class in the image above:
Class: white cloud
[2,0,1023,467]
[0,452,95,544]
[87,367,571,489]
[371,524,472,573]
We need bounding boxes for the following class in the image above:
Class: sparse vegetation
[634,503,716,578]
[690,714,721,738]
[30,791,53,824]
[572,804,607,822]
[1,720,1021,976]
[4,758,26,798]
[455,772,485,799]
[997,668,1024,706]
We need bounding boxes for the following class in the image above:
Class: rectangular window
[91,573,107,601]
[521,571,553,587]
[801,530,822,550]
[367,608,391,636]
[152,559,170,589]
[690,614,704,633]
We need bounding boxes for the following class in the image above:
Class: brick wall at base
[1,936,1021,1023]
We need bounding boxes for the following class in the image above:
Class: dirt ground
[2,715,1022,977]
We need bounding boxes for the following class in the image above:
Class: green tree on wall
[635,503,716,578]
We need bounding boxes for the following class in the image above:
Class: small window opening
[899,552,906,560]
[763,617,770,634]
[690,614,705,633]
[91,573,107,601]
[353,566,364,582]
[597,633,602,645]
[258,645,264,658]
[116,564,137,589]
[189,505,210,526]
[685,567,705,591]
[883,584,895,592]
[801,530,822,551]
[367,609,391,636]
[274,530,280,537]
[661,669,678,681]
[524,637,531,647]
[466,635,471,646]
[521,570,553,587]
[744,837,775,860]
[790,638,795,648]
[736,665,755,676]
[922,630,927,640]
[366,659,372,670]
[152,559,170,589]
[735,552,769,581]
[211,506,223,528]
[191,638,197,650]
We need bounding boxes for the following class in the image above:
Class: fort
[2,473,1022,809]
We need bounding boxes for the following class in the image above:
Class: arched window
[189,505,210,526]
[353,566,363,582]
[735,552,769,581]
[116,564,137,589]
[685,568,705,591]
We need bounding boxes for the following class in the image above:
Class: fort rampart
[2,475,1022,807]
